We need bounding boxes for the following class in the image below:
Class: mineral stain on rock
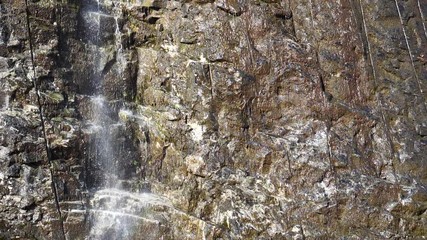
[0,0,427,239]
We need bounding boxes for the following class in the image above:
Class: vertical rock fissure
[24,0,66,239]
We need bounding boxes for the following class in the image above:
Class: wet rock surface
[1,0,426,239]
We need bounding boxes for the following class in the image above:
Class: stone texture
[0,0,426,239]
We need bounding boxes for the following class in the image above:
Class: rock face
[1,0,426,239]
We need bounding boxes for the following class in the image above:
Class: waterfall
[81,1,172,238]
[114,15,126,71]
[89,95,118,188]
[82,0,130,189]
[84,0,133,237]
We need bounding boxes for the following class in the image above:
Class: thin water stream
[82,1,169,238]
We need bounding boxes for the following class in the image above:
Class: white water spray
[2,95,9,111]
[83,1,173,238]
[88,189,172,239]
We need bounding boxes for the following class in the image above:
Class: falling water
[0,4,3,46]
[96,0,101,43]
[0,5,5,111]
[87,189,173,239]
[83,1,172,238]
[2,95,9,111]
[84,0,126,188]
[114,15,126,71]
[89,95,118,187]
[0,4,8,111]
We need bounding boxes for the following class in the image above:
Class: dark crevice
[319,74,326,93]
[146,15,160,24]
[157,144,169,180]
[101,58,116,76]
[314,49,332,101]
[192,173,206,178]
[22,161,44,168]
[274,11,292,20]
[22,202,37,211]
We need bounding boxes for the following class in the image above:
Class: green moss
[47,92,64,103]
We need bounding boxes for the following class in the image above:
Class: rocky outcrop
[0,0,426,239]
